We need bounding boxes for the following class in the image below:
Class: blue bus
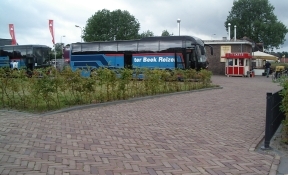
[0,45,51,71]
[70,36,213,76]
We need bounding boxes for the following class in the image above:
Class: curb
[254,124,288,175]
[249,131,265,152]
[0,109,38,117]
[269,155,281,175]
[40,86,223,116]
[249,131,281,175]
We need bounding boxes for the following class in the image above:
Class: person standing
[265,61,271,78]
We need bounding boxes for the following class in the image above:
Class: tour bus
[69,36,213,76]
[0,44,51,71]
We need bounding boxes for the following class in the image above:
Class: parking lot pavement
[0,75,283,175]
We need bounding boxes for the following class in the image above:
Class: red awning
[221,52,252,59]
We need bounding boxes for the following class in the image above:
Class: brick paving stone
[0,76,283,174]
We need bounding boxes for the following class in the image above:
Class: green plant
[279,78,288,144]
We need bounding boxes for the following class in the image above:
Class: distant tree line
[82,9,173,42]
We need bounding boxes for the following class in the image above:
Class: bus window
[138,41,159,52]
[0,48,4,56]
[118,41,137,51]
[2,46,14,60]
[27,47,33,57]
[99,42,117,52]
[71,43,82,53]
[159,40,182,51]
[34,47,43,65]
[33,47,51,66]
[42,47,50,65]
[82,43,99,52]
[14,46,27,59]
[200,45,205,55]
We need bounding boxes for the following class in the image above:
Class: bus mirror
[200,46,205,55]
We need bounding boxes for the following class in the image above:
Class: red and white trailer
[222,52,253,77]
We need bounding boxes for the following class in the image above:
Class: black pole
[262,92,273,149]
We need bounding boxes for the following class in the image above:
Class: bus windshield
[33,46,50,65]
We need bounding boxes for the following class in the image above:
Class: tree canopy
[161,30,172,36]
[138,30,154,39]
[83,9,140,42]
[50,43,64,59]
[225,0,288,51]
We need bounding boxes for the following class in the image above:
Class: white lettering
[159,57,175,62]
[143,57,157,62]
[134,56,175,62]
[134,58,142,62]
[231,53,244,56]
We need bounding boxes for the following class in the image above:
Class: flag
[9,24,17,45]
[49,20,55,44]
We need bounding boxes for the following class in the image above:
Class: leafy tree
[50,43,64,59]
[83,9,140,42]
[161,30,172,36]
[54,43,63,53]
[138,30,154,39]
[225,0,288,51]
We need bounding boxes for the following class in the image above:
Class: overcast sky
[1,0,288,52]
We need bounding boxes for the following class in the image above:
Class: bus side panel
[132,53,184,69]
[104,54,124,68]
[0,56,9,68]
[70,54,124,71]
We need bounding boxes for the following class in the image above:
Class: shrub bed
[0,67,215,113]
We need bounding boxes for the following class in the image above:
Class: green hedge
[280,78,288,144]
[0,67,214,113]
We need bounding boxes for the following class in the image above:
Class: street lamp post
[75,25,83,42]
[177,19,181,36]
[228,23,231,40]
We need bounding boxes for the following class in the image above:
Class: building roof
[0,39,12,46]
[204,39,252,45]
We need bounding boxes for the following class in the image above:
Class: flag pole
[54,45,57,68]
[49,19,56,68]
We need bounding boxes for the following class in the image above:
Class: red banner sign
[222,52,252,59]
[9,24,17,45]
[49,20,55,45]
